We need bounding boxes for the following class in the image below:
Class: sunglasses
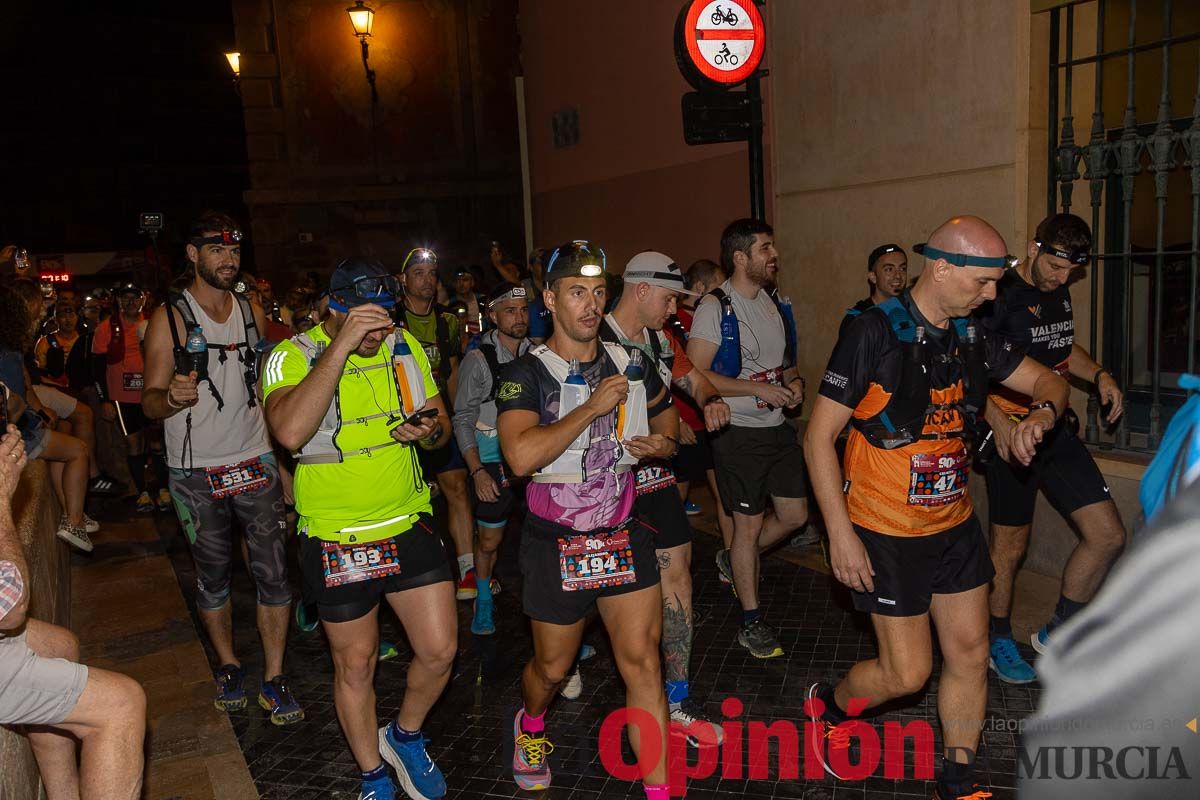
[331,274,400,301]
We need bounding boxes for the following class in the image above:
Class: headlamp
[191,229,243,247]
[545,240,607,279]
[487,285,528,309]
[402,248,438,271]
[1035,240,1089,266]
[913,243,1018,270]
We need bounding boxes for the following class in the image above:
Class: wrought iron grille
[1048,0,1200,452]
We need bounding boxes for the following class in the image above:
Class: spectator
[523,247,551,343]
[0,424,147,799]
[487,241,522,288]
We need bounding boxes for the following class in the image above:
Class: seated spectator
[0,424,146,799]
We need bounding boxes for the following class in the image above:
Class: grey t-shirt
[689,279,785,428]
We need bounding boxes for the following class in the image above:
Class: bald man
[804,216,1070,799]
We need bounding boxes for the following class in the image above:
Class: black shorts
[851,516,995,617]
[299,514,454,623]
[418,436,467,476]
[114,400,148,435]
[634,483,692,550]
[672,427,714,483]
[473,462,515,527]
[710,423,808,516]
[520,514,660,625]
[985,422,1113,527]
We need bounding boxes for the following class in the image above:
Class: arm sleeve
[688,296,721,346]
[452,350,488,453]
[818,313,885,410]
[495,358,542,415]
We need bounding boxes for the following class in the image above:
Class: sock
[127,455,146,493]
[989,615,1012,639]
[937,755,976,797]
[476,573,493,604]
[817,684,848,725]
[644,783,670,800]
[520,709,545,734]
[361,763,388,783]
[665,679,689,707]
[1047,594,1086,632]
[387,720,421,743]
[742,607,762,627]
[151,453,168,488]
[457,553,475,577]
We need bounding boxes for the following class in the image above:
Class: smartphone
[0,382,8,431]
[391,407,438,428]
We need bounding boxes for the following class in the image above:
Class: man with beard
[451,282,531,635]
[687,218,809,659]
[496,241,673,797]
[977,213,1126,685]
[263,259,454,800]
[142,212,300,727]
[839,244,909,337]
[398,248,480,602]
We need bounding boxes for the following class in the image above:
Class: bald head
[913,215,1010,322]
[926,215,1008,259]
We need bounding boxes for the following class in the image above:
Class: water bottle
[392,335,420,416]
[619,349,648,442]
[185,325,208,381]
[711,301,740,377]
[561,358,591,449]
[624,348,645,382]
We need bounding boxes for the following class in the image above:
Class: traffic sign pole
[747,71,764,220]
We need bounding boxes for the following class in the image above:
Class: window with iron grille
[1047,0,1200,453]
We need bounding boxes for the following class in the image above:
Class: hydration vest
[531,342,648,483]
[598,317,673,387]
[398,306,455,388]
[851,295,990,450]
[708,288,797,378]
[43,333,69,381]
[166,291,260,411]
[287,330,429,465]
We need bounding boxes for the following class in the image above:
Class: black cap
[328,258,397,310]
[867,244,905,271]
[116,282,143,296]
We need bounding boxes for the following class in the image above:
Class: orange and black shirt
[978,270,1074,416]
[819,300,1022,537]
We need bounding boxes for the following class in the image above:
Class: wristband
[470,466,485,477]
[1093,368,1110,386]
[1028,400,1057,419]
[703,395,726,406]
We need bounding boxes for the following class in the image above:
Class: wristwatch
[1027,400,1057,419]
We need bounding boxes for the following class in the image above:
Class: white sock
[457,553,475,576]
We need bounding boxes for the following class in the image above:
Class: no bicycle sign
[675,0,766,90]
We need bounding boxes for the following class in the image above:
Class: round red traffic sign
[679,0,765,88]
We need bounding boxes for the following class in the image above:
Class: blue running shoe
[1031,624,1051,655]
[578,643,596,662]
[379,724,446,800]
[295,602,319,632]
[988,637,1036,684]
[258,674,304,725]
[359,773,396,800]
[214,664,247,711]
[684,500,701,516]
[378,640,400,662]
[471,595,495,635]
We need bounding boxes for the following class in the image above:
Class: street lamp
[224,51,241,93]
[347,1,378,104]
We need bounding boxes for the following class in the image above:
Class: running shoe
[258,675,304,725]
[359,773,396,800]
[931,785,993,799]
[295,601,319,632]
[559,666,583,700]
[87,474,121,496]
[805,682,854,780]
[379,724,447,800]
[786,525,821,548]
[988,637,1036,684]
[456,569,501,600]
[1031,624,1052,655]
[214,664,248,711]
[378,640,400,662]
[156,488,172,511]
[670,700,724,747]
[55,518,93,553]
[83,514,100,534]
[471,594,495,635]
[684,500,702,516]
[135,491,154,514]
[512,710,554,790]
[737,619,783,659]
[715,549,735,590]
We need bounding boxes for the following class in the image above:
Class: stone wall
[0,461,70,800]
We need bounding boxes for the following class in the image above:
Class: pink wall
[519,0,773,271]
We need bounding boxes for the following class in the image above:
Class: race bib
[748,367,784,409]
[558,527,637,592]
[123,372,144,392]
[205,456,270,499]
[321,539,402,587]
[908,449,969,507]
[634,461,676,495]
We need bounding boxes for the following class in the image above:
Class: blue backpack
[1140,374,1200,522]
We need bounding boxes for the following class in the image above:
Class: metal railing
[1048,0,1200,452]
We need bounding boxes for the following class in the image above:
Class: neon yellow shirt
[262,323,439,543]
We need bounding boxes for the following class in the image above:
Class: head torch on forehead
[545,240,607,278]
[487,286,528,309]
[913,243,1019,271]
[332,274,400,300]
[402,248,438,270]
[191,228,243,247]
[1035,240,1089,266]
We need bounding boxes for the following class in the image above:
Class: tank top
[164,290,271,469]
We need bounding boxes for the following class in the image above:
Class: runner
[978,213,1126,684]
[263,258,454,800]
[142,211,300,727]
[496,240,673,797]
[804,215,1069,799]
[451,282,532,635]
[838,243,908,336]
